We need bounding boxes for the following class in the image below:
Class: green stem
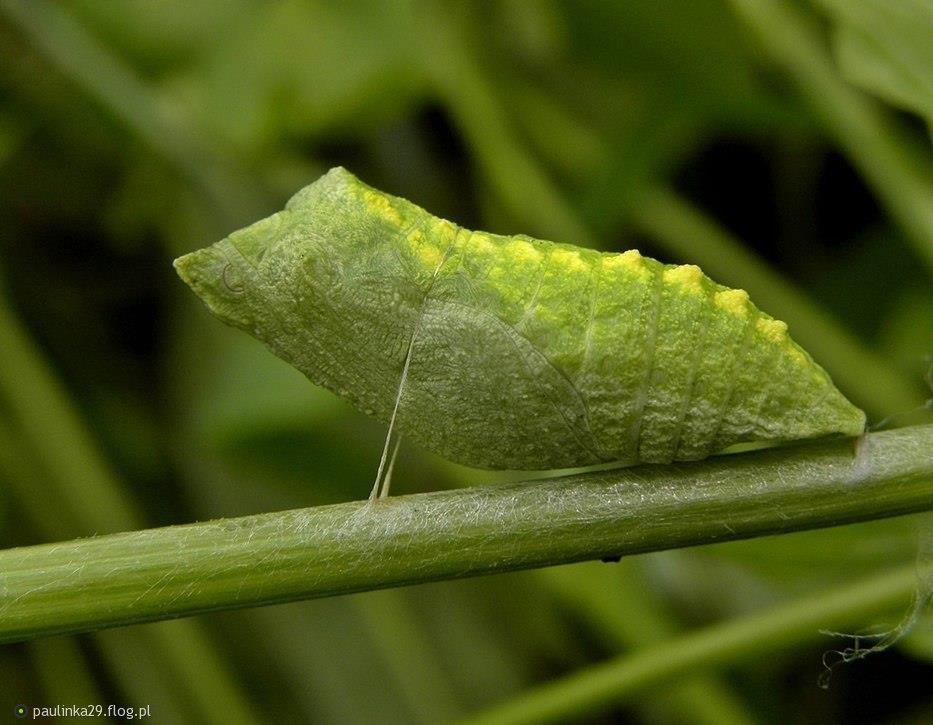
[630,184,924,416]
[728,0,933,272]
[1,425,930,644]
[463,562,922,725]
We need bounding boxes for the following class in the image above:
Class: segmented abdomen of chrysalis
[174,167,866,470]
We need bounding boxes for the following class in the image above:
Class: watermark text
[14,703,151,720]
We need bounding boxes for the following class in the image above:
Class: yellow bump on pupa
[551,248,589,273]
[789,346,808,366]
[399,228,438,268]
[507,237,543,266]
[714,288,750,316]
[427,218,458,252]
[417,242,444,268]
[360,188,403,226]
[663,264,704,293]
[755,317,788,343]
[606,249,651,279]
[469,231,498,256]
[400,228,426,259]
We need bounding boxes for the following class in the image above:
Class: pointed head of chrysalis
[174,167,447,333]
[174,168,371,331]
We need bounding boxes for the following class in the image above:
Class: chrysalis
[174,167,865,470]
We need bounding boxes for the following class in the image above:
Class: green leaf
[175,167,864,470]
[817,0,933,135]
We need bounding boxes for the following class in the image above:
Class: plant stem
[728,0,933,272]
[463,562,922,725]
[0,425,930,644]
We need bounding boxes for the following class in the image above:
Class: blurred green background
[1,0,932,723]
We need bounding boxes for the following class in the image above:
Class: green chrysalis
[174,167,865,470]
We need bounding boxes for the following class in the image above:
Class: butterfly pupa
[174,167,865,470]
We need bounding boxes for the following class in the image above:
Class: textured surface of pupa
[174,167,865,469]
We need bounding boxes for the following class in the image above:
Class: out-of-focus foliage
[0,1,931,723]
[819,0,933,136]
